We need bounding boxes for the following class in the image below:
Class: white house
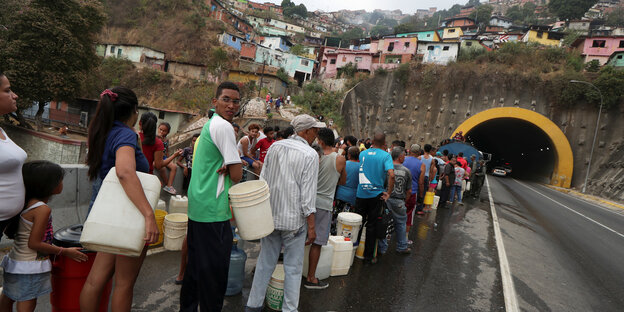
[418,42,460,65]
[489,16,513,29]
[97,43,165,64]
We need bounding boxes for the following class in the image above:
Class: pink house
[320,48,374,79]
[574,36,624,65]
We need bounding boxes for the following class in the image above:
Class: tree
[606,7,624,27]
[370,25,393,37]
[506,5,523,22]
[394,23,418,34]
[282,0,307,18]
[289,44,306,56]
[206,47,231,80]
[548,0,598,20]
[340,28,365,41]
[469,4,494,26]
[522,2,537,20]
[0,0,106,129]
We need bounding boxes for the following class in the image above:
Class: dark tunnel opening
[465,118,556,183]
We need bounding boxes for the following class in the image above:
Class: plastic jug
[226,239,247,296]
[157,199,166,211]
[302,244,334,280]
[265,264,285,310]
[329,236,352,276]
[80,168,161,257]
[169,195,188,214]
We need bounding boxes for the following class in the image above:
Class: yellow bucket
[424,191,435,205]
[150,209,168,246]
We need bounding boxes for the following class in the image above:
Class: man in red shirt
[457,152,468,170]
[253,126,275,163]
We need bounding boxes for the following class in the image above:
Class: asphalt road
[487,176,624,311]
[27,176,624,311]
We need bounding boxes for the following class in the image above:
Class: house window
[110,46,115,54]
[388,42,394,52]
[443,46,450,51]
[592,40,606,47]
[466,41,473,46]
[427,34,431,37]
[232,36,237,42]
[619,40,624,48]
[355,57,362,62]
[449,29,455,33]
[427,46,434,51]
[537,32,543,38]
[330,58,336,64]
[301,59,309,66]
[618,55,623,59]
[404,42,410,49]
[56,101,62,110]
[158,111,165,119]
[117,48,122,57]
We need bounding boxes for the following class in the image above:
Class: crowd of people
[0,73,488,311]
[264,92,291,114]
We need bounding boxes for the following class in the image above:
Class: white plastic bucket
[265,264,285,311]
[163,213,188,251]
[80,167,161,257]
[433,195,440,210]
[302,244,334,280]
[169,195,188,214]
[229,180,274,240]
[329,236,352,276]
[336,212,362,245]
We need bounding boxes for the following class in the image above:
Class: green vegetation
[585,60,601,72]
[468,4,494,28]
[281,0,307,18]
[276,68,291,85]
[605,7,624,27]
[0,0,106,129]
[548,0,598,20]
[292,80,345,127]
[337,63,357,79]
[506,3,538,25]
[289,44,307,56]
[206,47,231,77]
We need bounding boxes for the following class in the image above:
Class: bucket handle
[242,167,264,180]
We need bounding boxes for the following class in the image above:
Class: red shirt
[255,138,275,162]
[139,132,164,174]
[457,157,468,170]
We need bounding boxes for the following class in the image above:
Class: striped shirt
[260,135,319,231]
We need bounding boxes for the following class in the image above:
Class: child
[157,122,178,195]
[0,161,87,312]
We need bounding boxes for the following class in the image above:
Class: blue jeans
[378,198,408,253]
[246,226,307,312]
[449,185,462,203]
[87,175,103,214]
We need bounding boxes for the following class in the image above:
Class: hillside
[99,0,229,64]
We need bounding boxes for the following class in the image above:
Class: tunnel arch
[453,107,573,188]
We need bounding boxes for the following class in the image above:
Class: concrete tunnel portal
[453,107,573,188]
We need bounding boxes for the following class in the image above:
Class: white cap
[291,114,326,132]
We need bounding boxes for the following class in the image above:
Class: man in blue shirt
[355,133,395,264]
[402,144,422,239]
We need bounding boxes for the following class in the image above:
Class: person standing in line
[251,126,275,165]
[355,133,395,265]
[418,144,434,214]
[246,115,324,312]
[304,128,346,290]
[81,87,159,311]
[286,94,291,105]
[0,72,27,242]
[333,146,360,217]
[472,160,486,198]
[180,82,243,311]
[378,147,412,254]
[450,158,465,205]
[138,112,182,175]
[438,154,456,209]
[402,144,422,243]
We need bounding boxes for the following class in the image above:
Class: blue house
[219,32,246,51]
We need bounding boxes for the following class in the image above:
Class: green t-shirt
[187,113,241,222]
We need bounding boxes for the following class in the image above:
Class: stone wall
[3,124,86,164]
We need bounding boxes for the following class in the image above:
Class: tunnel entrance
[466,118,555,183]
[453,107,573,188]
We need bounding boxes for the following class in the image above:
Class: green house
[606,51,624,67]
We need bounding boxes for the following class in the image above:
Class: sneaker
[396,248,412,254]
[407,240,414,245]
[163,186,177,195]
[303,279,329,289]
[458,201,464,205]
[416,211,425,215]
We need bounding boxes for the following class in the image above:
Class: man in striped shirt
[246,114,324,312]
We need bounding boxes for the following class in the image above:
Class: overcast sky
[264,0,466,14]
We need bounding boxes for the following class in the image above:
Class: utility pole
[258,60,266,98]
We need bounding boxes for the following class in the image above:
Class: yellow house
[442,27,463,41]
[522,29,564,46]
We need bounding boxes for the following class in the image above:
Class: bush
[338,62,357,78]
[395,63,411,86]
[374,67,388,76]
[585,60,601,72]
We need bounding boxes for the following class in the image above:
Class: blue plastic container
[225,239,247,296]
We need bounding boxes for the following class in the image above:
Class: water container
[350,245,357,267]
[169,195,188,214]
[355,228,366,259]
[51,225,111,312]
[336,212,362,245]
[302,244,334,280]
[329,236,352,276]
[424,191,435,205]
[265,264,285,311]
[163,213,188,251]
[149,209,167,247]
[226,239,247,296]
[228,180,274,240]
[433,195,440,210]
[80,167,161,257]
[157,199,167,211]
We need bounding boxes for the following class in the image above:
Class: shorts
[313,209,332,246]
[2,271,52,302]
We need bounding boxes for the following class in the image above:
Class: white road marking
[514,180,624,239]
[535,184,624,217]
[485,176,520,312]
